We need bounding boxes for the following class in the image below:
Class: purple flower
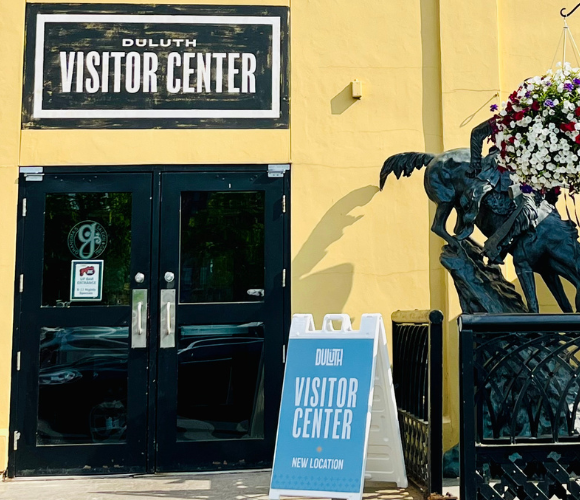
[545,81,552,86]
[521,184,533,193]
[574,78,580,85]
[565,83,575,91]
[490,104,498,112]
[525,91,531,97]
[545,99,555,107]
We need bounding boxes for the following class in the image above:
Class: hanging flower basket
[494,62,580,193]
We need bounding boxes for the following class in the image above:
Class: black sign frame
[22,3,289,129]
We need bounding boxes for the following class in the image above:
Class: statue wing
[380,152,435,190]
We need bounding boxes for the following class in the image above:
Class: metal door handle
[160,289,176,348]
[137,302,143,335]
[132,289,147,348]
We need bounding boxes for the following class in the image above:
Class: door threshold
[5,473,137,482]
[6,468,272,481]
[154,468,272,476]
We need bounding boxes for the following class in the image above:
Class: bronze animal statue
[379,148,580,313]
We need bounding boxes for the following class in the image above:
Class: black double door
[11,168,288,476]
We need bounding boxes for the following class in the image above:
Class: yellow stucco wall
[2,0,580,474]
[290,0,431,328]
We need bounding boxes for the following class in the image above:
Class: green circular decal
[68,220,108,259]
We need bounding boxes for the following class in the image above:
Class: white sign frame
[70,259,104,302]
[269,313,407,500]
[33,14,281,119]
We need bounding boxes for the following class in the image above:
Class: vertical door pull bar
[13,431,20,451]
[137,302,143,335]
[132,289,148,348]
[160,289,176,348]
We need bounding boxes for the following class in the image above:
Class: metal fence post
[391,309,444,498]
[459,321,476,500]
[428,310,443,495]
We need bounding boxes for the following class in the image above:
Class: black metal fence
[392,309,443,497]
[460,314,580,500]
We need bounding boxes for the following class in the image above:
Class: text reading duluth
[290,348,357,471]
[58,39,259,94]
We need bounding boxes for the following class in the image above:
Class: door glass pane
[180,192,265,304]
[37,326,129,445]
[42,193,132,307]
[177,323,265,442]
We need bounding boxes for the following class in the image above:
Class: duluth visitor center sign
[22,4,289,128]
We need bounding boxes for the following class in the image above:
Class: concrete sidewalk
[0,470,428,500]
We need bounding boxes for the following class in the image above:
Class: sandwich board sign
[269,313,407,500]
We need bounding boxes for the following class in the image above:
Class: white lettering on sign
[85,51,100,93]
[291,457,309,468]
[310,458,344,469]
[228,52,240,93]
[59,51,75,92]
[291,377,358,440]
[58,50,257,95]
[291,457,344,470]
[183,53,196,93]
[125,52,141,93]
[122,38,197,48]
[242,53,256,93]
[315,348,343,366]
[197,53,212,93]
[166,52,181,94]
[143,53,158,92]
[75,52,84,93]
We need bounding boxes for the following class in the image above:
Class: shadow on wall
[292,185,379,326]
[330,84,358,115]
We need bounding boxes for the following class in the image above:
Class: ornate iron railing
[392,309,443,497]
[460,314,580,500]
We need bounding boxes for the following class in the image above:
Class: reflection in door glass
[177,324,265,442]
[37,327,129,445]
[180,192,265,303]
[43,193,132,307]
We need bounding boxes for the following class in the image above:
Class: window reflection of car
[38,327,129,444]
[37,324,265,444]
[176,324,265,440]
[79,266,95,276]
